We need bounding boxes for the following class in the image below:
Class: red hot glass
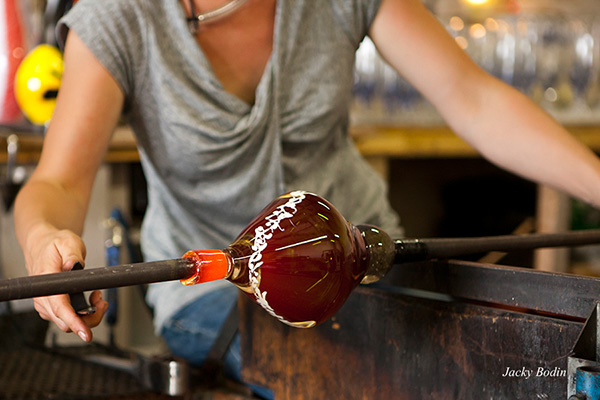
[181,191,394,328]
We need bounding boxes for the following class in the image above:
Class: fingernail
[78,331,89,342]
[72,262,84,271]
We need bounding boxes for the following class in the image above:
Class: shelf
[0,125,139,164]
[351,125,600,158]
[2,124,599,164]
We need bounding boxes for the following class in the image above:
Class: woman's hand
[24,223,108,342]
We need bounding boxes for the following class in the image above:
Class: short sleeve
[329,0,383,48]
[55,0,148,99]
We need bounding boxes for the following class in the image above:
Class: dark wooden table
[239,260,600,399]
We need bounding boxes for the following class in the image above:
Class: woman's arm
[369,0,600,208]
[14,31,125,341]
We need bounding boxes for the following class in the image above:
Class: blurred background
[353,0,600,126]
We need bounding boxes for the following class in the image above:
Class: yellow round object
[14,44,63,125]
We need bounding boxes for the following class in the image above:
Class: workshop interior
[3,0,600,398]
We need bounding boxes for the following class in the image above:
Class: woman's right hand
[24,223,108,342]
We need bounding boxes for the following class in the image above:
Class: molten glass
[181,191,394,328]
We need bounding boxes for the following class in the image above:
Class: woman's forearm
[14,177,89,268]
[370,0,600,209]
[453,78,600,208]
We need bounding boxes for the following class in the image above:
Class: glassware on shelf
[352,4,600,126]
[353,37,379,110]
[569,18,594,98]
[583,18,600,109]
[512,15,539,95]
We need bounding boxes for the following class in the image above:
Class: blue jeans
[160,285,273,399]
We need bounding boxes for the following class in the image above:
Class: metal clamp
[568,303,600,399]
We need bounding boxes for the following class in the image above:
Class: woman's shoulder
[59,0,168,42]
[71,0,155,17]
[285,0,382,45]
[66,0,162,23]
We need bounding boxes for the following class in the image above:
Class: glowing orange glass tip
[180,249,229,286]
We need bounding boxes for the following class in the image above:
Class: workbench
[239,259,600,399]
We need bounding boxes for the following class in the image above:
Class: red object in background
[506,0,522,14]
[0,0,27,123]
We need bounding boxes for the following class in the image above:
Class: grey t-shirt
[58,0,402,332]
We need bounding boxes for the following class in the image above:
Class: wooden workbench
[239,259,597,399]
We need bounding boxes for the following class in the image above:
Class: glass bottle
[180,191,395,328]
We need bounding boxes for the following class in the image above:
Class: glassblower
[2,190,600,328]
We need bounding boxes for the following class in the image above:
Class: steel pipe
[0,258,195,302]
[394,229,600,263]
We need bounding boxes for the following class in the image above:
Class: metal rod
[3,229,600,304]
[0,258,195,302]
[394,229,600,264]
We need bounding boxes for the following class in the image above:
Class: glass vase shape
[181,191,395,328]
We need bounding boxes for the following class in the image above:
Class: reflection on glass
[180,191,389,329]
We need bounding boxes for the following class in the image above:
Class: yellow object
[463,0,490,5]
[14,44,63,125]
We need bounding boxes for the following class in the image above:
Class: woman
[15,0,600,385]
